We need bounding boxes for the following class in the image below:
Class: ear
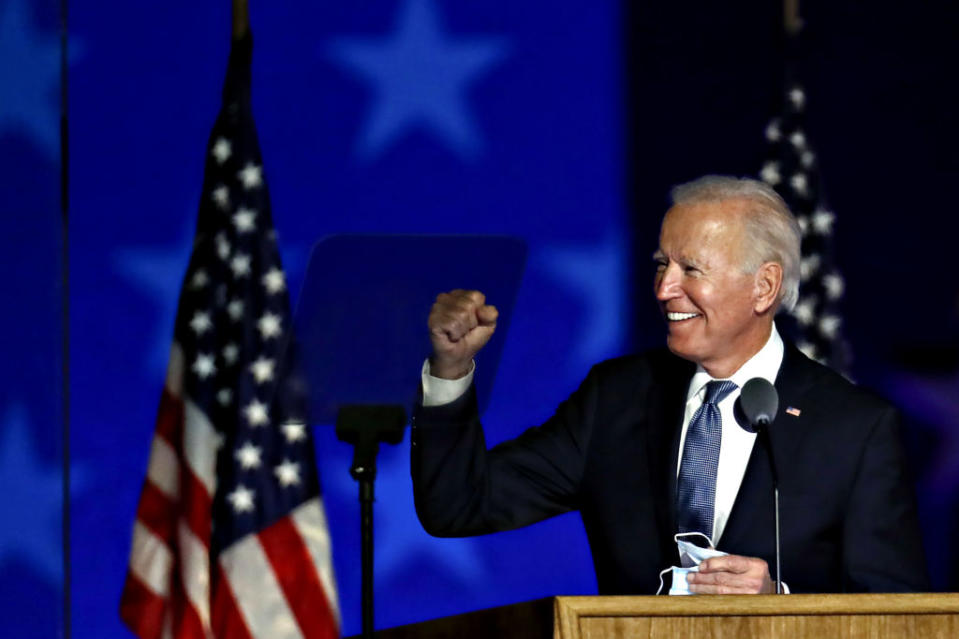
[753,262,783,314]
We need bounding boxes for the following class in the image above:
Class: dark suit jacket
[411,343,929,594]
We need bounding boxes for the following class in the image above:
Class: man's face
[653,199,770,377]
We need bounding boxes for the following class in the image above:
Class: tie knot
[703,380,737,406]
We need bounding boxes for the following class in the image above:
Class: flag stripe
[129,520,173,597]
[120,571,168,639]
[220,535,306,639]
[182,398,219,495]
[147,435,181,500]
[136,479,178,545]
[178,520,212,630]
[155,387,185,443]
[290,500,340,626]
[259,514,339,639]
[211,565,255,639]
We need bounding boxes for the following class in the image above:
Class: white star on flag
[237,163,262,189]
[217,388,233,406]
[192,353,217,379]
[211,137,232,164]
[262,268,286,294]
[222,342,239,365]
[812,208,835,234]
[760,161,782,185]
[274,460,301,487]
[216,234,231,260]
[211,185,230,210]
[788,86,805,109]
[790,173,809,196]
[792,298,816,326]
[227,485,255,513]
[227,298,244,320]
[230,253,251,277]
[823,273,845,300]
[819,314,842,339]
[190,269,209,289]
[765,120,782,142]
[189,311,213,335]
[249,357,275,384]
[281,421,307,443]
[800,254,821,281]
[789,131,807,148]
[257,312,282,340]
[235,442,263,470]
[232,207,257,233]
[243,400,269,427]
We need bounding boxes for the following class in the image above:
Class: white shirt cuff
[421,359,474,407]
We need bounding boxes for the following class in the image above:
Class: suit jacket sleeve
[841,403,929,591]
[410,369,601,537]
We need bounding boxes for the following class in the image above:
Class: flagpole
[784,0,802,36]
[233,0,249,40]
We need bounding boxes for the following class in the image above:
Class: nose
[654,263,681,301]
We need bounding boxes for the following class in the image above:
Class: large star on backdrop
[0,0,80,158]
[328,0,509,160]
[0,404,89,584]
[537,231,628,377]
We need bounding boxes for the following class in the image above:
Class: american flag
[760,76,851,374]
[120,34,339,639]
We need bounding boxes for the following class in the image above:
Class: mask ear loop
[655,566,672,595]
[674,531,715,548]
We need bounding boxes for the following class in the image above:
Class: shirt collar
[686,324,785,402]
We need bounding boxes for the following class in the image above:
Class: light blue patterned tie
[676,380,738,538]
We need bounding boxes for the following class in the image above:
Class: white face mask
[656,532,729,595]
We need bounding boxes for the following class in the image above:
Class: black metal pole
[359,476,375,639]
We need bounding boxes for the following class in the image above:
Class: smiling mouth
[666,312,701,321]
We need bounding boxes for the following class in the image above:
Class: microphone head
[737,377,779,432]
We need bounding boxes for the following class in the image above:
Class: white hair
[669,175,802,311]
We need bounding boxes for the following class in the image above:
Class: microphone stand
[756,421,782,594]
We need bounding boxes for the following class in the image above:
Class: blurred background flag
[759,9,851,374]
[118,29,339,639]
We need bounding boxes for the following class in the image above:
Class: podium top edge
[553,593,959,616]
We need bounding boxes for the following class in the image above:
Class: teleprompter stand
[336,405,406,639]
[290,234,527,637]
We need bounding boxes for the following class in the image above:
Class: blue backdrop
[1,1,957,637]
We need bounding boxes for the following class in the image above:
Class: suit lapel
[716,343,817,550]
[646,355,694,555]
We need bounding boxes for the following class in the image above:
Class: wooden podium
[354,593,959,639]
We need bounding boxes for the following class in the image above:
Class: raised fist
[427,289,498,379]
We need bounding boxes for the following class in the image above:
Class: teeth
[667,312,699,321]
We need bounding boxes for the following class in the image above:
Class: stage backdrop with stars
[1,1,958,638]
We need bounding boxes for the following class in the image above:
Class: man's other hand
[428,290,498,379]
[687,554,775,594]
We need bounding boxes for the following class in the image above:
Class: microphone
[736,377,783,594]
[738,377,778,431]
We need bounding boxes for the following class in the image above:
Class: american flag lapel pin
[786,406,802,417]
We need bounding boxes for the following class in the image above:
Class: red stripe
[212,564,255,639]
[180,466,213,547]
[136,481,178,544]
[259,517,339,639]
[167,564,208,639]
[155,388,184,444]
[120,571,167,639]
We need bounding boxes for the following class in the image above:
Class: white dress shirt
[677,325,784,544]
[420,325,785,546]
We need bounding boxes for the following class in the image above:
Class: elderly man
[412,176,928,594]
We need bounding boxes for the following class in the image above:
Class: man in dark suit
[412,176,928,594]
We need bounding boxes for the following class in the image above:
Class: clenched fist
[428,290,498,379]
